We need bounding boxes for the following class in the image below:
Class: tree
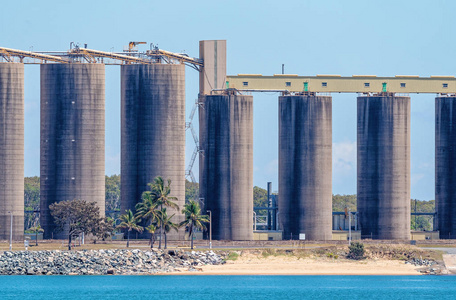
[158,208,179,249]
[146,176,179,249]
[28,225,44,246]
[145,224,157,249]
[24,177,40,231]
[49,200,101,250]
[332,194,357,212]
[185,179,199,201]
[117,209,143,248]
[348,242,365,260]
[135,192,161,227]
[93,217,115,242]
[105,175,121,219]
[135,191,163,248]
[253,186,268,208]
[180,200,209,249]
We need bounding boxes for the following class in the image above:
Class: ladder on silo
[185,99,202,186]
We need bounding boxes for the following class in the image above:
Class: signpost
[299,233,306,249]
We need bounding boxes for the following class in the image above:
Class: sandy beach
[176,253,421,275]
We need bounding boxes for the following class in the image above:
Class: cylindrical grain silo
[199,94,253,241]
[436,96,456,239]
[278,95,332,240]
[120,64,185,240]
[357,94,410,240]
[0,63,24,241]
[40,63,105,239]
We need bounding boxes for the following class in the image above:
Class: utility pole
[348,209,352,245]
[8,211,12,251]
[207,210,212,249]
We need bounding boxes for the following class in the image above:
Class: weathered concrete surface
[199,95,253,240]
[121,64,185,240]
[0,63,24,240]
[436,96,456,239]
[40,64,105,239]
[357,95,410,240]
[199,40,227,95]
[278,95,332,240]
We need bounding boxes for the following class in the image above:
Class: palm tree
[117,209,143,247]
[148,176,179,249]
[158,208,179,249]
[135,191,161,243]
[136,191,161,222]
[28,225,44,246]
[180,200,209,249]
[145,224,157,249]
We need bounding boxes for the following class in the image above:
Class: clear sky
[2,0,455,200]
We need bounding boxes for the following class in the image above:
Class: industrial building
[0,41,455,241]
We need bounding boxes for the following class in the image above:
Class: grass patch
[226,252,240,261]
[261,248,277,257]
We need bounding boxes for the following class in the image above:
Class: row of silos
[0,62,186,240]
[2,59,456,241]
[278,94,411,240]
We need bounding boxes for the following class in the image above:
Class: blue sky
[2,0,454,200]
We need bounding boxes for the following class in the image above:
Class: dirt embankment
[182,245,446,275]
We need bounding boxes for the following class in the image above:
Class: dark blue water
[0,275,455,299]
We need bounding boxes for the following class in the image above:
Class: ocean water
[0,275,455,299]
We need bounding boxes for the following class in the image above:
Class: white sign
[299,233,306,240]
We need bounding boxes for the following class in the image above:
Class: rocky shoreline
[0,249,227,275]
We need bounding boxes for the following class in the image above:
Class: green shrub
[262,248,276,257]
[348,242,365,260]
[226,252,240,261]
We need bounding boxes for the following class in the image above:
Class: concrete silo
[435,96,456,239]
[0,63,24,240]
[40,63,105,238]
[199,94,253,241]
[357,94,410,240]
[120,64,186,240]
[278,95,332,240]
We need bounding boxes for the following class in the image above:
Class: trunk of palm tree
[127,230,130,248]
[159,204,163,249]
[151,235,155,249]
[164,232,167,249]
[68,234,72,251]
[190,223,194,249]
[35,231,38,246]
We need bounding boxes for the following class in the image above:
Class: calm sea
[0,275,455,299]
